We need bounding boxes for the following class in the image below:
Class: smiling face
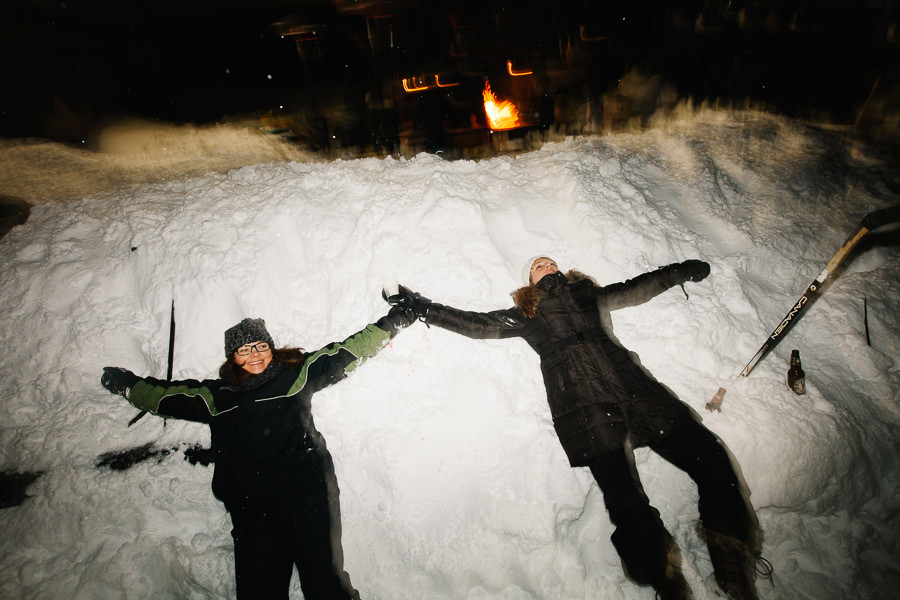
[233,341,273,374]
[529,257,559,285]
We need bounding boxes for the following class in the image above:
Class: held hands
[377,305,416,334]
[382,285,432,321]
[376,284,431,335]
[101,366,140,398]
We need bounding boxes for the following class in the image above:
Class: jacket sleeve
[593,263,692,311]
[127,377,219,423]
[425,302,526,340]
[287,322,393,396]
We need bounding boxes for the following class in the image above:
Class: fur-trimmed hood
[512,269,596,318]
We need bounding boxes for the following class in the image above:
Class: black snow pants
[587,419,757,585]
[229,481,360,600]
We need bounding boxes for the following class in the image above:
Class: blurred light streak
[507,60,532,76]
[402,77,430,92]
[434,75,458,88]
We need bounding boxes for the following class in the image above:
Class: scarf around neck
[226,359,285,392]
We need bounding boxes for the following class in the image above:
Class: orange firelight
[482,82,521,131]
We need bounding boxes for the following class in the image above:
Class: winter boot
[651,539,693,600]
[703,529,759,600]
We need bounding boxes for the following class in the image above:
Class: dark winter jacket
[125,321,394,513]
[425,264,704,466]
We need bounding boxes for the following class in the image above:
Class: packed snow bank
[0,109,898,599]
[0,119,313,203]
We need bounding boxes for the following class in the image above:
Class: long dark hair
[218,346,308,385]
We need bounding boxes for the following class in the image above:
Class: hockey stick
[739,205,900,378]
[127,299,175,426]
[98,299,216,470]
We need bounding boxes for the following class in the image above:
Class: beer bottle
[787,349,806,395]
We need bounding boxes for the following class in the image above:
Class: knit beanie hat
[224,318,275,356]
[522,255,555,285]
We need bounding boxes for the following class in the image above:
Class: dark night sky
[1,0,307,139]
[1,1,897,145]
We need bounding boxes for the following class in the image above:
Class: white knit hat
[522,255,556,285]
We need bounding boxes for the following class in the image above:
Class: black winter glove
[670,259,710,283]
[383,285,432,321]
[376,305,416,336]
[101,366,140,398]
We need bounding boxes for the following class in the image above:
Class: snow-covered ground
[0,108,898,599]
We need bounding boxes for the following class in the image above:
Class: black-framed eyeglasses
[235,342,270,356]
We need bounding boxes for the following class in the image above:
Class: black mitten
[376,305,416,336]
[383,285,432,320]
[670,259,710,283]
[101,366,140,398]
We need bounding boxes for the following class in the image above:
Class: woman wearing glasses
[100,310,413,600]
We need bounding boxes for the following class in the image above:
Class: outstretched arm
[426,302,526,340]
[288,311,406,396]
[101,367,218,423]
[595,260,709,311]
[385,285,527,340]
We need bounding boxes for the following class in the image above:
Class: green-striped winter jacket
[126,322,393,512]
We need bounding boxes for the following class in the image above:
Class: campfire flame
[482,82,521,131]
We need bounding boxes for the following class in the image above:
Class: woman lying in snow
[387,256,767,600]
[100,309,414,600]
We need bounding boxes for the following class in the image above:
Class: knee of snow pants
[588,448,673,585]
[650,419,760,549]
[230,486,360,600]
